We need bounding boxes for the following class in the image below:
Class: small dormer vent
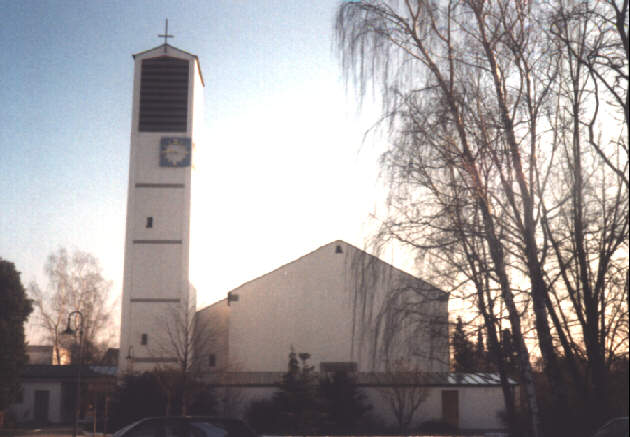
[335,245,343,254]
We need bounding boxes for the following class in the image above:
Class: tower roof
[132,43,205,86]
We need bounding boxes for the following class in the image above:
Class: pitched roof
[201,371,516,387]
[356,372,518,386]
[132,43,205,86]
[198,240,445,313]
[21,365,117,380]
[26,345,52,352]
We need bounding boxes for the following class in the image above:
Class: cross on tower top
[158,18,174,49]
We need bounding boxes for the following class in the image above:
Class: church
[192,240,511,431]
[116,35,513,432]
[195,239,449,374]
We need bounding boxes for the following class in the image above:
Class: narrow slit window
[141,334,148,345]
[209,354,216,367]
[146,217,153,228]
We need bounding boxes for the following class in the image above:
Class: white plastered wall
[362,385,508,430]
[202,384,508,432]
[8,381,63,423]
[223,241,449,373]
[119,45,202,374]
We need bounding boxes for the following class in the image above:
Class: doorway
[34,390,50,423]
[441,389,459,428]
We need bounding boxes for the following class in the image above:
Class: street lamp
[126,345,134,373]
[62,310,83,437]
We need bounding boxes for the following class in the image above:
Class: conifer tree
[0,259,33,410]
[320,371,371,433]
[452,317,476,372]
[272,349,325,434]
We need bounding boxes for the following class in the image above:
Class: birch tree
[376,359,429,433]
[150,296,222,415]
[335,1,628,435]
[30,248,114,364]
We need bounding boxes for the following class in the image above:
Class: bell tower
[119,27,204,374]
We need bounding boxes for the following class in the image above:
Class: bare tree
[210,372,245,418]
[336,1,627,435]
[375,358,429,433]
[149,295,225,415]
[30,248,114,364]
[150,300,196,415]
[540,2,630,425]
[187,298,247,416]
[552,0,628,186]
[347,242,450,373]
[336,1,547,434]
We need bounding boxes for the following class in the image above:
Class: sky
[0,1,414,343]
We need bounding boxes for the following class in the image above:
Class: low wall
[209,383,509,432]
[9,381,63,423]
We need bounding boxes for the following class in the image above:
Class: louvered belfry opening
[139,56,189,132]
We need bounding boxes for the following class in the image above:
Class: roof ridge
[216,240,345,302]
[196,240,445,314]
[339,240,444,295]
[197,241,347,313]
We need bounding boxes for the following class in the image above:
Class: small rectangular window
[141,334,148,345]
[209,354,216,367]
[146,217,153,228]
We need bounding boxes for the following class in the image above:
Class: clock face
[160,137,191,167]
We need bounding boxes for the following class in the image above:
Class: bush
[245,398,282,434]
[246,351,375,435]
[246,350,324,434]
[418,419,458,435]
[187,387,217,415]
[108,372,169,431]
[319,371,372,434]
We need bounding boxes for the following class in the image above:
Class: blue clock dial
[159,137,191,167]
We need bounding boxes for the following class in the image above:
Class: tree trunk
[476,283,518,435]
[470,4,569,418]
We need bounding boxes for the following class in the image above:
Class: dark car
[591,417,629,437]
[112,417,258,437]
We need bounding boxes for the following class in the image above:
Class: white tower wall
[119,44,203,374]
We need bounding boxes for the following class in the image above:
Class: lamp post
[126,345,134,373]
[62,310,83,437]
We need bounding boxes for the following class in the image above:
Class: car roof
[114,416,256,436]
